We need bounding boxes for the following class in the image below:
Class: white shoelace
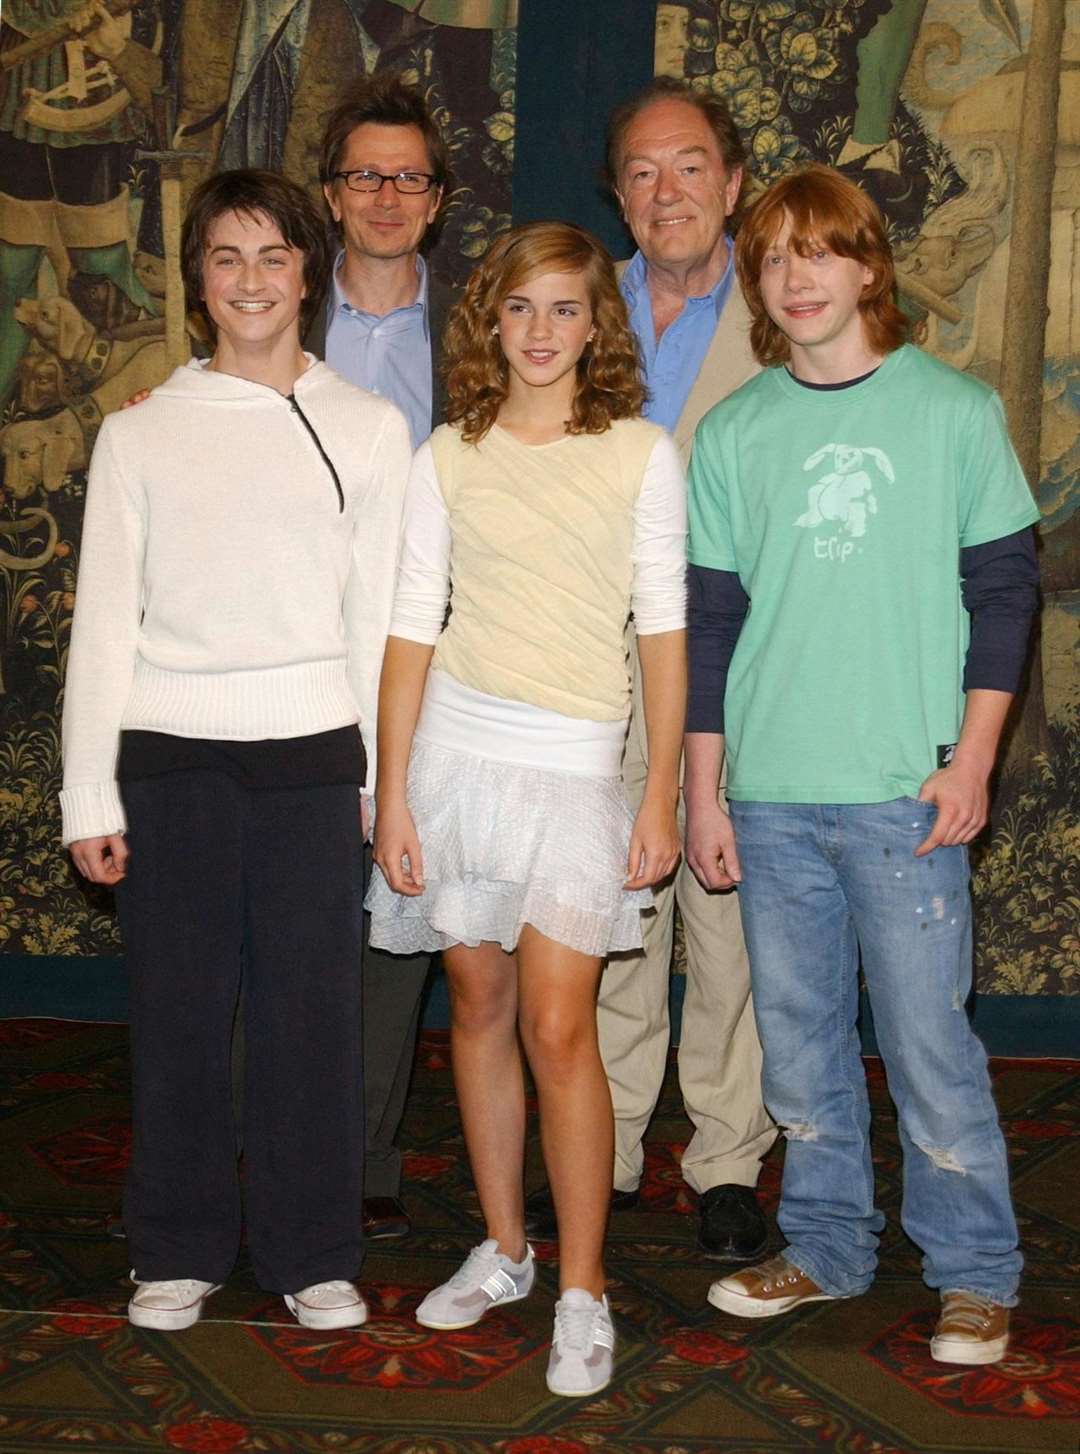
[298,1280,357,1299]
[554,1300,611,1352]
[132,1278,211,1303]
[450,1245,503,1288]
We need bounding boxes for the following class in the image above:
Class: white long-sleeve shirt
[60,357,412,844]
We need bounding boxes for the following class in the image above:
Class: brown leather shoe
[707,1254,840,1318]
[930,1291,1010,1365]
[362,1196,411,1241]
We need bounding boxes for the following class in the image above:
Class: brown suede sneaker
[707,1254,841,1319]
[930,1291,1010,1365]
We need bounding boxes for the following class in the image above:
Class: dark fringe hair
[736,164,908,367]
[444,222,645,444]
[319,69,450,196]
[180,168,332,338]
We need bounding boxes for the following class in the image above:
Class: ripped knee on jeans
[780,1120,819,1142]
[915,1141,968,1174]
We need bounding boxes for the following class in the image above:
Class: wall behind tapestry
[0,0,1076,1001]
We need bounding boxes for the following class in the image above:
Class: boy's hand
[685,794,742,890]
[121,389,151,409]
[70,833,129,885]
[914,761,990,857]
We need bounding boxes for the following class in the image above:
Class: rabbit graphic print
[796,442,896,561]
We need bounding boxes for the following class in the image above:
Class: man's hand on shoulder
[685,791,742,890]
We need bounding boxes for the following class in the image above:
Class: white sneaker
[128,1274,221,1331]
[546,1287,615,1397]
[284,1280,368,1330]
[415,1238,535,1330]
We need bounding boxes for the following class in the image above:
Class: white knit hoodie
[60,357,412,844]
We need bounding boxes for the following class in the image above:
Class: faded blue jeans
[729,798,1021,1307]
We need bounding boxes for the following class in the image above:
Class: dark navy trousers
[117,772,365,1294]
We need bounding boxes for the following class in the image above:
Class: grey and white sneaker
[546,1287,615,1397]
[415,1238,534,1330]
[128,1274,221,1331]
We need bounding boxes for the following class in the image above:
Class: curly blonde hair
[444,222,645,443]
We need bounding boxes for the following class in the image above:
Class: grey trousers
[361,843,431,1198]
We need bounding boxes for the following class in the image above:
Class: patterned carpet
[0,1018,1077,1453]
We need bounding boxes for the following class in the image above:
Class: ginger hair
[736,164,908,367]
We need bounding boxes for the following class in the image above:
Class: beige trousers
[598,638,776,1194]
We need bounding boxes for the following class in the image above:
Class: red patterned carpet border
[0,1019,1076,1453]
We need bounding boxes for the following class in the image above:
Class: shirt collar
[623,235,733,323]
[330,250,429,335]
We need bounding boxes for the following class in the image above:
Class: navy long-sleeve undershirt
[686,528,1040,734]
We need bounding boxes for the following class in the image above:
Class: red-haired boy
[684,165,1038,1364]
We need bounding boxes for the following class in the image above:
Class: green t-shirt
[687,344,1041,804]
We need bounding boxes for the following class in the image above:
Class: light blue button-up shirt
[621,239,735,433]
[324,251,433,450]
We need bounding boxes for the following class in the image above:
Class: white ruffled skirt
[366,670,652,957]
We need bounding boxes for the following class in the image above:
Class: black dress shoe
[610,1186,640,1213]
[363,1196,411,1241]
[524,1183,640,1240]
[697,1183,768,1262]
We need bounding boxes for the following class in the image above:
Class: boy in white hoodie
[61,170,412,1332]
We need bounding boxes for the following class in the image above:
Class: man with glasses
[311,72,453,451]
[310,72,454,1241]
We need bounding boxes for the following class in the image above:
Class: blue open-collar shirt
[620,237,735,434]
[324,250,433,450]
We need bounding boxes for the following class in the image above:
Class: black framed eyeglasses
[333,169,439,195]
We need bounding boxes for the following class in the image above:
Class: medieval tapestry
[0,0,1076,1008]
[0,0,517,958]
[655,0,1079,1001]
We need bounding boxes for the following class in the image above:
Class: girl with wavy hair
[367,221,687,1396]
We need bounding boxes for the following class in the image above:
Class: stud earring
[490,324,499,337]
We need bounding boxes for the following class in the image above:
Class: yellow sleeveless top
[429,417,662,721]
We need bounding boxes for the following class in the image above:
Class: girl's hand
[625,796,681,889]
[373,802,425,895]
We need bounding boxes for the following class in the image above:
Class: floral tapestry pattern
[0,1,517,959]
[656,0,1079,996]
[0,0,1077,999]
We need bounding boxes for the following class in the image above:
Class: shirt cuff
[60,782,128,847]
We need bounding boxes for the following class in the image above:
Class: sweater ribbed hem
[60,781,128,847]
[122,657,359,741]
